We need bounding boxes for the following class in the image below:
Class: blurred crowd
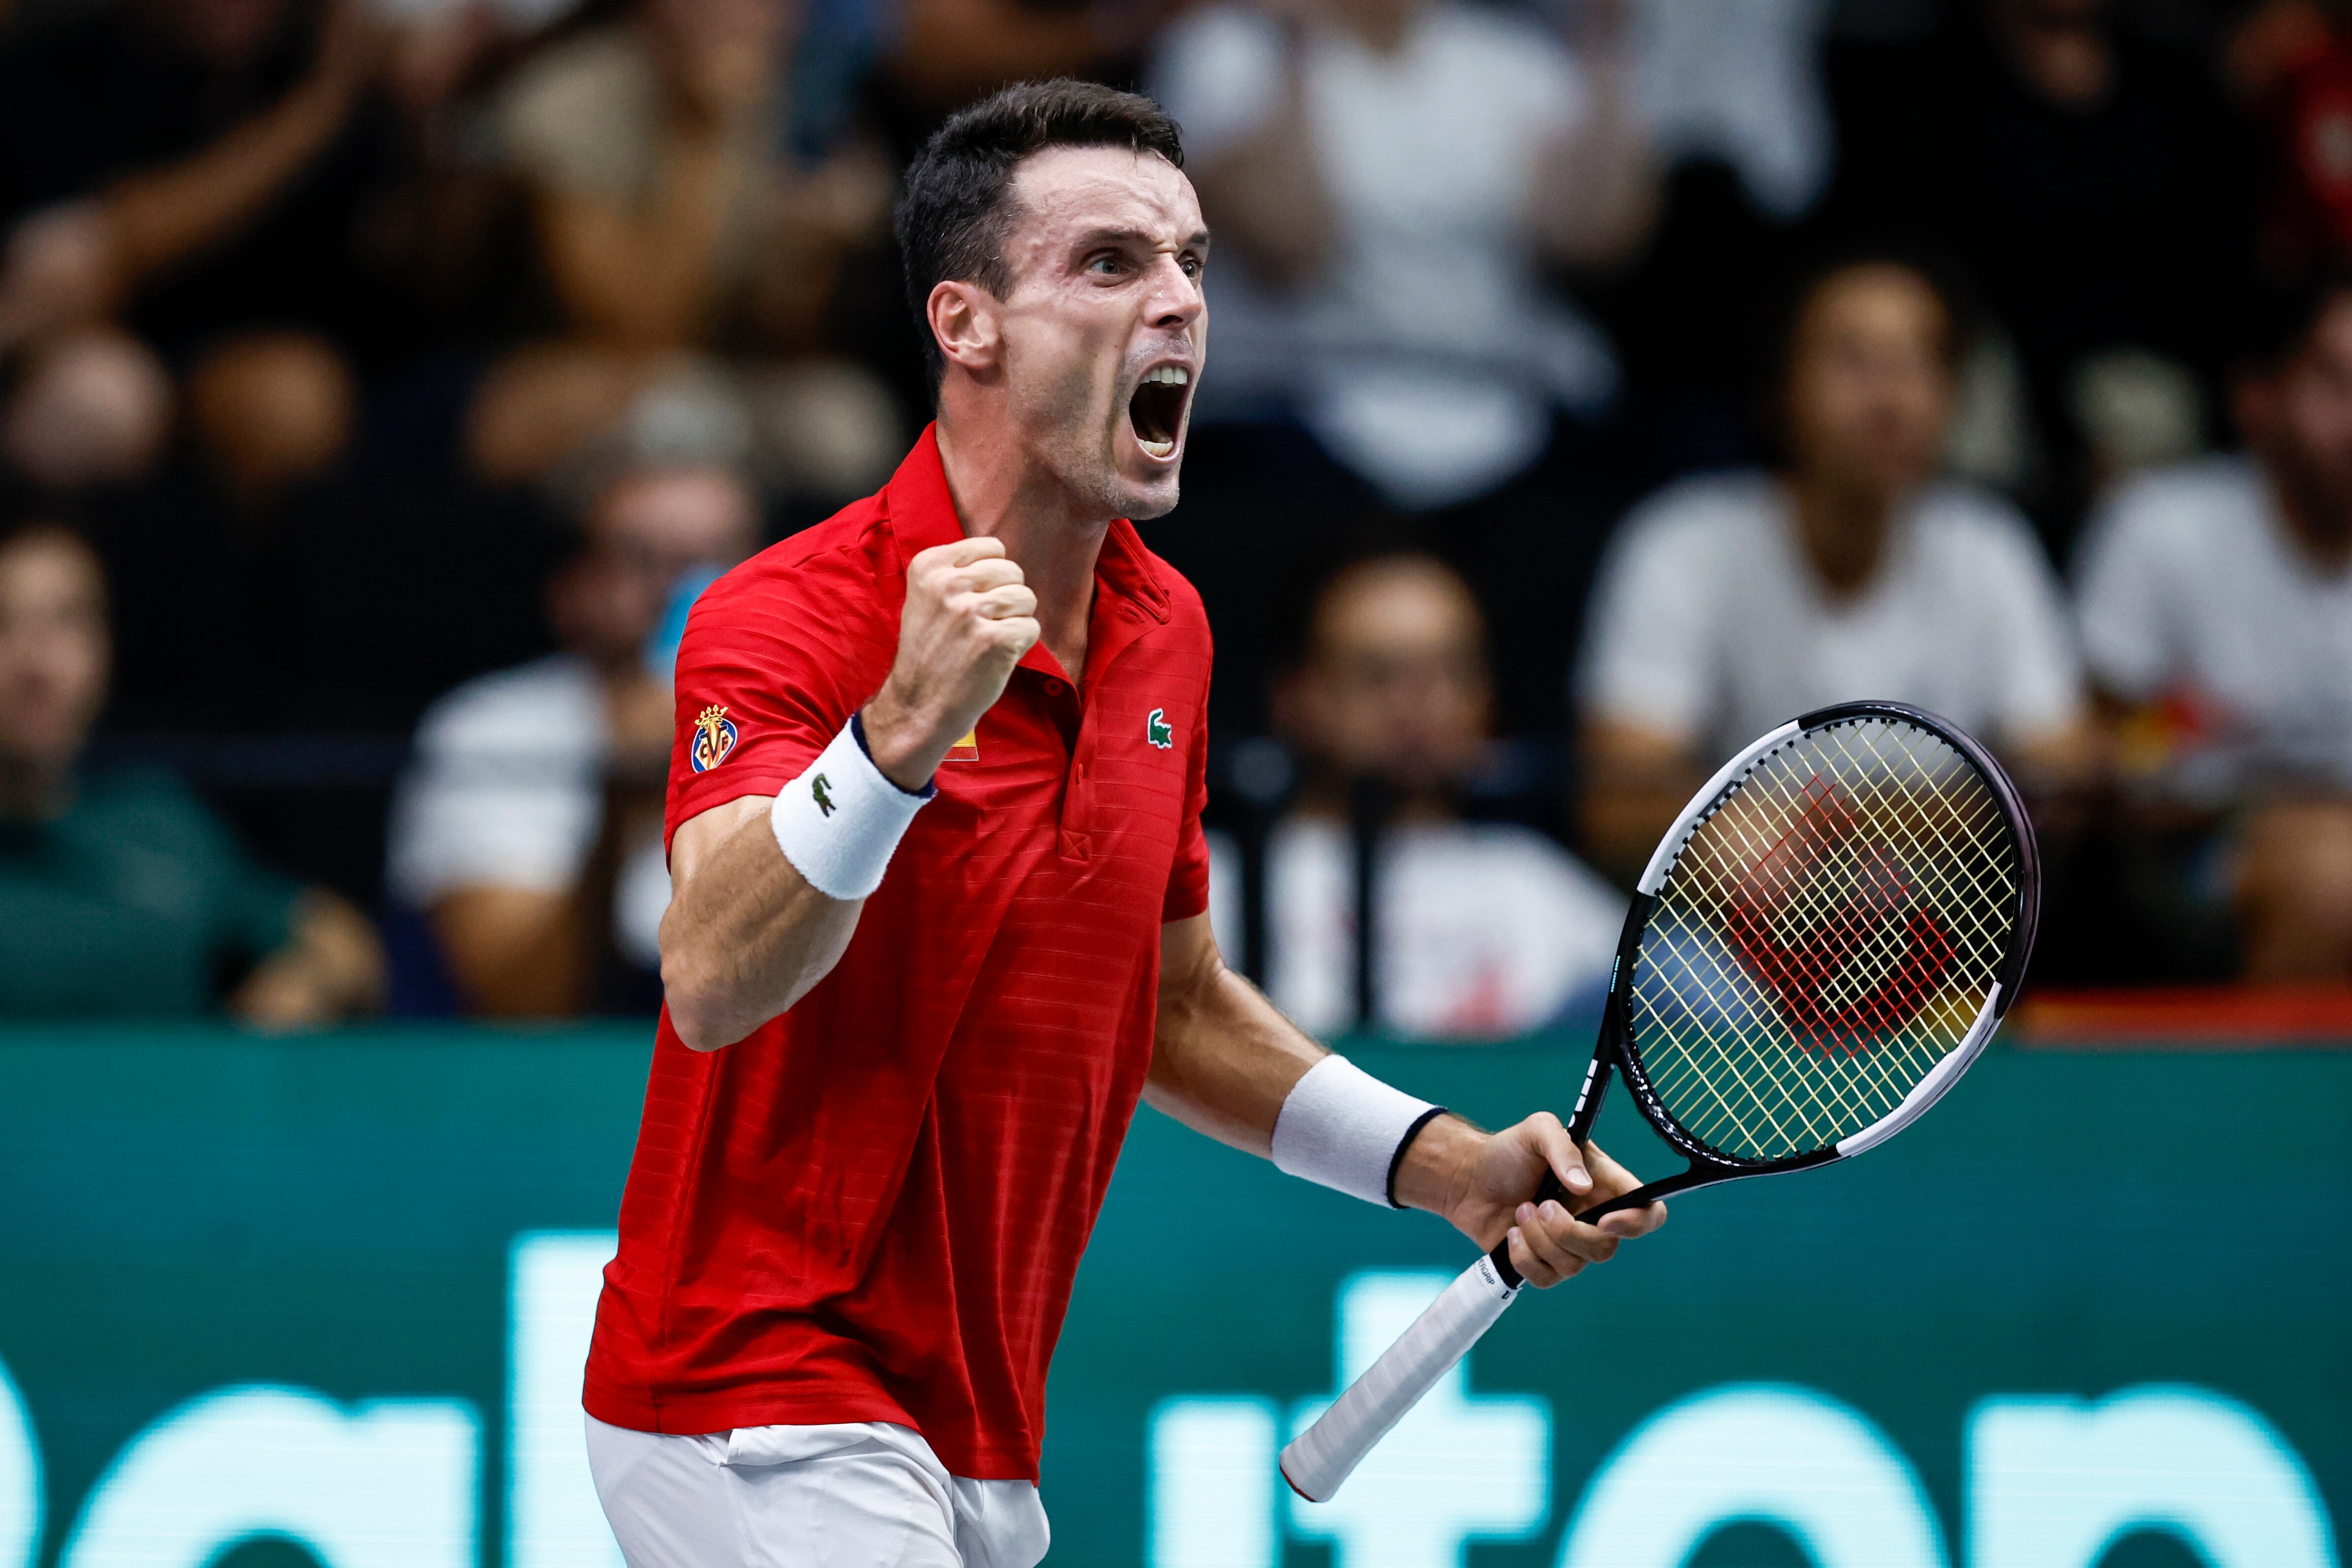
[5,0,2352,1030]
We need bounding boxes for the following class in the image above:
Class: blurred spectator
[1151,0,1658,511]
[0,514,384,1022]
[0,0,403,503]
[1579,257,2091,883]
[1209,550,1624,1040]
[883,0,1136,119]
[470,0,901,495]
[2076,278,2352,979]
[2233,0,2352,284]
[1822,0,2252,537]
[386,458,757,1015]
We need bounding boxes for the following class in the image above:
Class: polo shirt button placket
[1061,757,1090,860]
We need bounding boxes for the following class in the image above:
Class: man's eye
[1088,254,1124,276]
[1180,255,1202,279]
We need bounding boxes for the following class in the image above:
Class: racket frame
[1490,699,2039,1283]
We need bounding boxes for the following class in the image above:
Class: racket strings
[1654,732,2000,1148]
[1628,719,2018,1163]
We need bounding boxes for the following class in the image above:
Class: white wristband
[1271,1055,1446,1209]
[769,717,932,900]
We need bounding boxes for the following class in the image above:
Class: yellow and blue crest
[690,704,739,773]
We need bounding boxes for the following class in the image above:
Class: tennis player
[581,79,1665,1568]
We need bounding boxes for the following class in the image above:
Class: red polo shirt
[583,427,1213,1480]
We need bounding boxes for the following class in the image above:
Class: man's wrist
[1389,1112,1484,1218]
[859,691,951,793]
[1269,1055,1443,1209]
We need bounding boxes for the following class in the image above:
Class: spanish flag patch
[945,727,979,762]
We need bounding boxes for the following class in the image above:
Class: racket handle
[1278,1253,1522,1502]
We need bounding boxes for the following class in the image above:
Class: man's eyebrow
[1070,227,1215,252]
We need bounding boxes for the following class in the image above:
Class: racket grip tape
[1277,1253,1522,1502]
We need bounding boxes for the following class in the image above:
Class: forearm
[107,75,359,291]
[232,890,387,1027]
[659,799,863,1049]
[1143,929,1324,1156]
[546,131,742,348]
[1529,55,1659,270]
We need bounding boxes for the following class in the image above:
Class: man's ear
[928,279,1002,378]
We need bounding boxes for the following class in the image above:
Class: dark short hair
[1769,248,1970,388]
[1268,530,1486,675]
[895,79,1186,384]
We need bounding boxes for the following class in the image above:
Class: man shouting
[582,79,1663,1568]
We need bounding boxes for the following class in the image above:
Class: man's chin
[1109,453,1183,521]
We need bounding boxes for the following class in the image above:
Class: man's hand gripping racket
[1280,701,2042,1501]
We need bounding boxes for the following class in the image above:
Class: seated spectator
[0,515,384,1022]
[1580,257,2092,882]
[2076,278,2352,979]
[0,0,401,504]
[386,456,759,1015]
[469,0,901,496]
[1821,0,2253,541]
[1209,550,1625,1041]
[1150,0,1658,511]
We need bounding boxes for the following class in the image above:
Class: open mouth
[1127,365,1190,460]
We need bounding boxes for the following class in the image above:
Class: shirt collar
[882,423,1174,630]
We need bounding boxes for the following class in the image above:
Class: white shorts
[585,1413,1051,1568]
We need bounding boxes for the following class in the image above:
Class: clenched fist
[862,537,1040,790]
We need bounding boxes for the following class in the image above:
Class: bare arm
[1526,1,1660,272]
[427,885,584,1017]
[1580,711,1702,886]
[232,889,388,1028]
[661,536,1042,1049]
[534,129,747,349]
[0,3,380,344]
[1187,20,1335,291]
[1148,913,1663,1287]
[108,2,382,298]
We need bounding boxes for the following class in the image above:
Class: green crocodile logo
[811,773,835,816]
[1146,708,1173,750]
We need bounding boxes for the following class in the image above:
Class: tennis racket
[1279,700,2040,1501]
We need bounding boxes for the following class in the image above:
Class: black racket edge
[1485,700,2042,1289]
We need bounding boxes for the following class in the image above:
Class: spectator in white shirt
[2076,279,2352,978]
[1579,256,2093,881]
[386,459,758,1014]
[1209,550,1625,1040]
[1150,0,1658,510]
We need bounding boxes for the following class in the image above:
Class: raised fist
[861,536,1040,790]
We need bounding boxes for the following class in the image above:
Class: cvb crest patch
[690,704,739,773]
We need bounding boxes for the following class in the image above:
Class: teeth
[1139,436,1175,458]
[1145,366,1189,386]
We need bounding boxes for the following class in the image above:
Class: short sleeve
[1162,686,1212,922]
[498,30,657,200]
[1479,13,1588,149]
[1148,6,1285,164]
[385,665,602,906]
[664,549,897,848]
[1577,494,1721,739]
[1973,515,2086,739]
[2074,487,2174,703]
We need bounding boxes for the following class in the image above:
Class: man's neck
[2263,454,2352,576]
[933,418,1110,683]
[1783,471,1897,599]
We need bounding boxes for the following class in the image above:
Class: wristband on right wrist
[1271,1055,1446,1209]
[769,716,933,900]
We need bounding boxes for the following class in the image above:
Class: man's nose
[1146,258,1205,327]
